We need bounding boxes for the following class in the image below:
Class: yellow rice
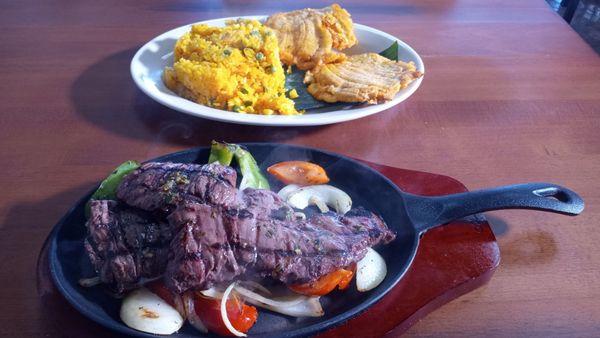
[163,19,299,115]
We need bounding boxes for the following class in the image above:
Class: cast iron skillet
[49,144,584,338]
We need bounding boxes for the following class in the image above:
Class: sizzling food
[82,142,397,336]
[85,162,395,293]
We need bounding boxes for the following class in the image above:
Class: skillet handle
[404,183,584,235]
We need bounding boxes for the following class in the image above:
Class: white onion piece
[237,281,272,295]
[277,184,301,200]
[240,293,324,317]
[234,285,305,308]
[235,286,323,317]
[120,288,184,335]
[356,248,387,292]
[282,185,352,214]
[221,282,246,337]
[183,292,208,333]
[199,287,224,299]
[310,196,330,213]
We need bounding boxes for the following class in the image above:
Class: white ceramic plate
[130,16,424,126]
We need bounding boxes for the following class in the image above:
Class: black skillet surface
[49,143,584,338]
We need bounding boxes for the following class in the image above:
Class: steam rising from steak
[85,162,395,293]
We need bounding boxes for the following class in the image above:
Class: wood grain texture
[1,0,599,337]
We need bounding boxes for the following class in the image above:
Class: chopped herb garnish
[223,49,232,56]
[232,105,241,112]
[240,87,248,94]
[255,52,264,60]
[173,171,190,185]
[161,180,175,192]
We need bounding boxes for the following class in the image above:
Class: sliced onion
[271,296,323,317]
[235,286,323,317]
[280,184,352,214]
[356,248,387,292]
[198,287,224,299]
[221,282,246,337]
[120,288,184,335]
[183,292,208,333]
[310,196,329,213]
[277,184,301,200]
[241,293,324,317]
[234,285,305,308]
[237,281,272,295]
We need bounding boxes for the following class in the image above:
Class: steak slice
[164,188,395,293]
[84,200,171,292]
[164,203,246,292]
[252,208,393,285]
[116,162,238,212]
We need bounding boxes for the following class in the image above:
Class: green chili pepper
[208,141,269,190]
[234,146,270,190]
[85,160,140,218]
[208,141,235,166]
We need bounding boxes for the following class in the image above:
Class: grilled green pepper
[234,146,270,190]
[208,141,235,166]
[85,160,140,217]
[209,141,270,190]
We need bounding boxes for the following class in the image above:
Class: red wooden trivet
[37,163,500,337]
[318,161,500,337]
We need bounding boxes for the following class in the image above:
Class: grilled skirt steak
[85,200,171,292]
[116,162,238,212]
[85,162,395,294]
[164,188,394,293]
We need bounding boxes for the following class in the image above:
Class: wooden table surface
[1,0,599,337]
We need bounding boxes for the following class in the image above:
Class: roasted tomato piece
[289,268,354,296]
[194,294,258,336]
[146,280,178,309]
[267,161,329,185]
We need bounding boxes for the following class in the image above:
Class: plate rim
[48,143,419,338]
[130,16,425,127]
